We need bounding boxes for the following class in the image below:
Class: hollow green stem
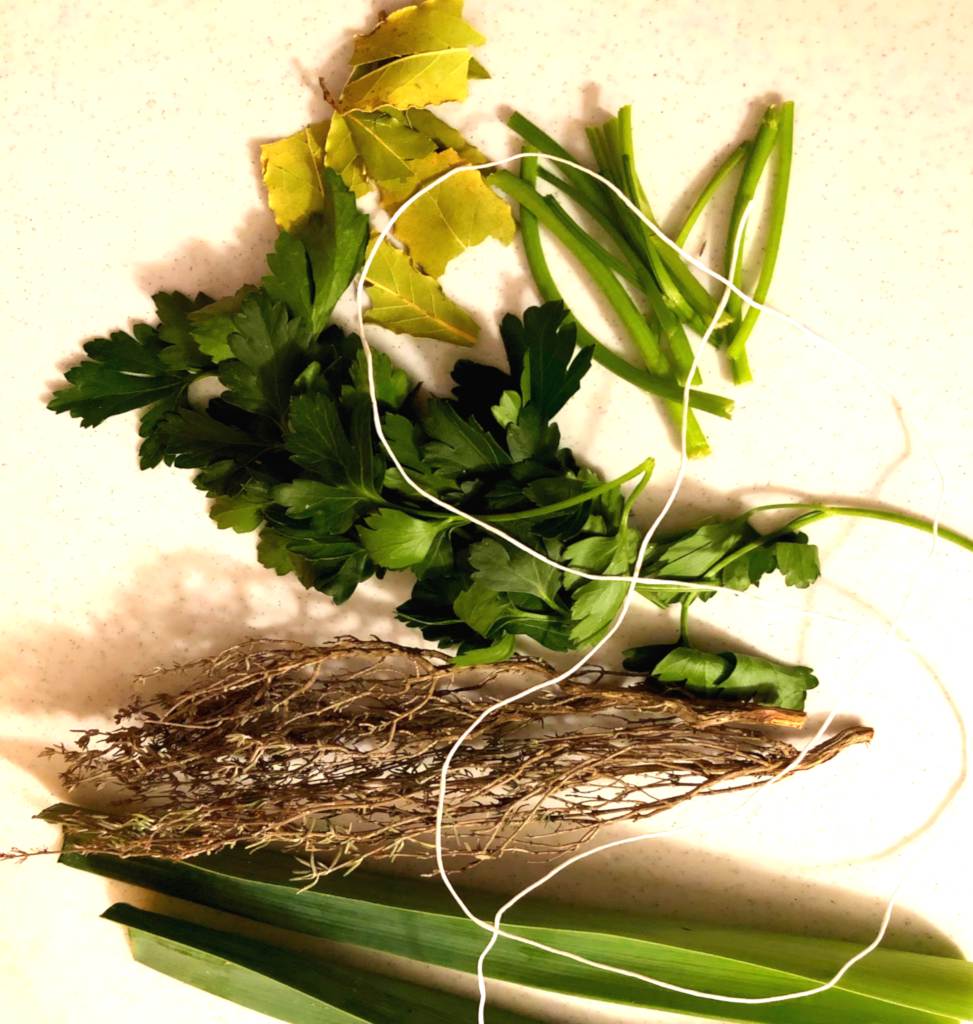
[491,169,670,376]
[506,111,608,213]
[616,107,695,324]
[675,142,749,247]
[722,106,780,332]
[537,167,726,330]
[518,160,733,419]
[542,195,640,286]
[727,102,794,376]
[484,458,655,524]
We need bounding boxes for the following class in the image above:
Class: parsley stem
[722,105,780,332]
[674,142,750,248]
[491,170,669,376]
[518,160,731,418]
[483,457,655,524]
[744,502,973,555]
[726,102,794,380]
[701,500,973,585]
[679,598,692,645]
[493,168,712,457]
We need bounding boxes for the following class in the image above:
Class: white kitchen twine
[352,153,953,1021]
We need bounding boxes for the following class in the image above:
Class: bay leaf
[393,170,515,275]
[339,50,471,112]
[350,0,484,66]
[260,122,329,231]
[365,239,478,346]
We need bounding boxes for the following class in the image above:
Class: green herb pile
[46,0,973,712]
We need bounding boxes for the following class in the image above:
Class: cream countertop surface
[2,1,972,1022]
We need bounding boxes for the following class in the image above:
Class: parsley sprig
[49,166,973,711]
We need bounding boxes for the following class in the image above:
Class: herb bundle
[42,638,872,874]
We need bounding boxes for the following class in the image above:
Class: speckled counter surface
[2,2,972,1022]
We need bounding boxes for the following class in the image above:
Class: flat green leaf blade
[285,392,357,487]
[103,902,539,1024]
[59,849,973,1024]
[775,540,822,588]
[303,170,370,332]
[421,398,510,473]
[359,508,450,569]
[365,239,479,346]
[469,538,562,609]
[220,293,309,416]
[48,328,185,427]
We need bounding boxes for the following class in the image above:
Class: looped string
[353,151,951,1023]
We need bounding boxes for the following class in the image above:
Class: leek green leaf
[350,0,485,66]
[103,902,540,1024]
[365,239,479,345]
[260,122,329,231]
[59,848,973,1024]
[393,169,515,276]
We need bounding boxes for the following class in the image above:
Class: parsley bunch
[49,163,973,712]
[48,167,829,706]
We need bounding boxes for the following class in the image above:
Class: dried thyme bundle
[45,638,872,876]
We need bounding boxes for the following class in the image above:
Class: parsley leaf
[48,324,190,428]
[421,398,510,474]
[359,508,454,569]
[505,302,592,421]
[219,292,310,416]
[284,391,383,496]
[152,291,213,370]
[273,480,373,534]
[624,644,819,710]
[775,538,822,588]
[469,538,562,610]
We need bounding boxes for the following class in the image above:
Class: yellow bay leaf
[379,147,464,208]
[260,122,329,231]
[351,0,484,66]
[365,239,479,346]
[339,49,471,113]
[393,170,515,276]
[322,114,370,198]
[344,110,437,183]
[397,107,487,163]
